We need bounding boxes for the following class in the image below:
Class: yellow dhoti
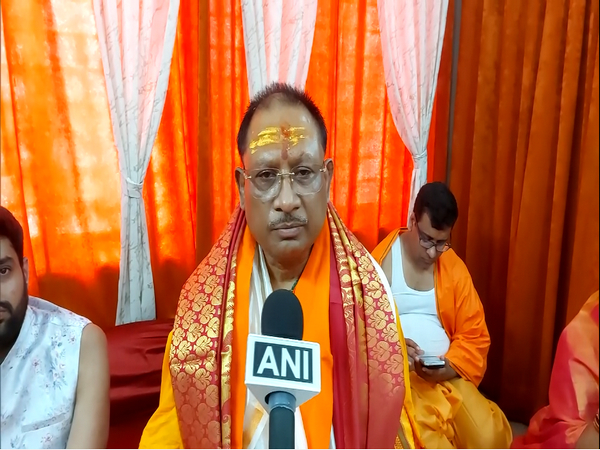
[410,374,511,448]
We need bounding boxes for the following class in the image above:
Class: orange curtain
[430,0,456,183]
[0,0,197,329]
[196,0,442,258]
[448,0,599,422]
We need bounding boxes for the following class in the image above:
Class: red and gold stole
[169,204,407,448]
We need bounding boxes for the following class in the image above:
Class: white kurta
[1,297,89,449]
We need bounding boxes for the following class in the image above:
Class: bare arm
[404,338,423,371]
[67,323,110,449]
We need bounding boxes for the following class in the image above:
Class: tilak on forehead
[249,123,307,159]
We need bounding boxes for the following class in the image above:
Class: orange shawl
[169,205,409,448]
[512,291,599,449]
[372,229,490,385]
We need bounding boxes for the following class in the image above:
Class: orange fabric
[435,250,490,385]
[196,0,441,260]
[409,375,512,449]
[0,0,197,328]
[428,0,455,183]
[373,229,490,385]
[447,0,599,422]
[293,222,333,448]
[513,291,599,448]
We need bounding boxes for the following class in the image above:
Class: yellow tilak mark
[249,126,307,154]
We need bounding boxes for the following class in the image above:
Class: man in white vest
[0,206,110,449]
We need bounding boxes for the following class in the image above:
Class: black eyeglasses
[415,222,451,252]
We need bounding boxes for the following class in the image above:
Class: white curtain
[93,0,180,325]
[241,0,319,98]
[378,0,449,224]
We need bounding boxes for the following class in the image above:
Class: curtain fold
[448,0,599,422]
[1,0,121,328]
[241,0,318,97]
[148,1,200,320]
[93,0,180,325]
[377,0,448,223]
[1,0,196,329]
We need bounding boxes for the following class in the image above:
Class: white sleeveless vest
[390,237,450,357]
[1,296,89,449]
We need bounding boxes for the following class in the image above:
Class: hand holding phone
[405,339,424,371]
[418,355,445,369]
[415,356,458,383]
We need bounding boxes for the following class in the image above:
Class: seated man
[0,206,110,449]
[139,83,420,449]
[512,291,599,449]
[372,182,512,449]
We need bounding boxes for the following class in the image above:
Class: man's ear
[324,158,334,196]
[22,256,29,283]
[235,168,246,210]
[408,213,415,231]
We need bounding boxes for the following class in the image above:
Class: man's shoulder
[437,249,473,284]
[78,322,108,366]
[438,248,466,265]
[371,228,404,264]
[28,296,91,331]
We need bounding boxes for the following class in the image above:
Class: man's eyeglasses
[415,222,451,253]
[241,162,327,201]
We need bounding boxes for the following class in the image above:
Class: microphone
[245,289,321,449]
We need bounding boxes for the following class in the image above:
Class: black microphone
[244,289,321,449]
[261,289,304,339]
[261,290,304,449]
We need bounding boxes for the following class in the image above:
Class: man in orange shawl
[512,291,599,449]
[139,83,419,449]
[372,182,512,449]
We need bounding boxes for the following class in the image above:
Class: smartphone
[419,356,445,369]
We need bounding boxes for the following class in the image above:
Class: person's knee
[449,379,513,448]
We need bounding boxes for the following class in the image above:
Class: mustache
[0,301,14,314]
[268,214,308,229]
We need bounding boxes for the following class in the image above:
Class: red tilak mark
[280,125,291,159]
[281,125,292,140]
